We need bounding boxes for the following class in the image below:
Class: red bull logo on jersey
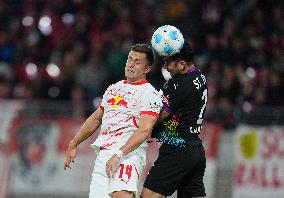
[107,96,128,108]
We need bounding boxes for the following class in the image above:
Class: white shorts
[89,149,146,198]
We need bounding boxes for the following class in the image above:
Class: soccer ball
[151,25,184,57]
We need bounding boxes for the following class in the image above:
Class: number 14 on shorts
[118,164,140,184]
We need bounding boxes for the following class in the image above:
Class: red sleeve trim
[140,111,159,117]
[99,106,104,111]
[132,117,139,128]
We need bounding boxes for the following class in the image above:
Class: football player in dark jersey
[141,41,208,198]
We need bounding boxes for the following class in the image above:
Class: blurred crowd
[0,0,283,119]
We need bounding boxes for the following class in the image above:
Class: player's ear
[178,60,187,70]
[145,65,152,74]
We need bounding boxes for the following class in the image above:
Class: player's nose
[129,60,135,68]
[126,61,134,69]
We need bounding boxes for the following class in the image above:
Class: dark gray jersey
[153,66,208,148]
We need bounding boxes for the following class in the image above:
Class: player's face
[163,57,183,77]
[125,51,151,82]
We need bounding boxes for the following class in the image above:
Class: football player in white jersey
[64,44,163,198]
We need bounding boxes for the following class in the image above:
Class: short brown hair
[131,44,154,66]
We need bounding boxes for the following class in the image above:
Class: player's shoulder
[144,82,160,92]
[168,74,189,90]
[191,67,206,78]
[109,80,125,88]
[143,82,155,90]
[103,80,124,94]
[183,67,206,82]
[170,68,205,91]
[116,80,126,86]
[142,82,162,97]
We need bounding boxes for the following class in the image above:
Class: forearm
[120,127,150,155]
[71,118,100,147]
[70,109,103,147]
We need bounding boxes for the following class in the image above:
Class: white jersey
[91,80,163,151]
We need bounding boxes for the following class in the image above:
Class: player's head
[163,41,194,77]
[125,44,154,83]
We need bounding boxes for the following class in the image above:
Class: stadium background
[0,0,283,197]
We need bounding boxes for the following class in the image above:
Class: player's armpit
[88,107,104,126]
[157,109,170,123]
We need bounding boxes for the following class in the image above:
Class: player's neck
[182,64,195,74]
[125,78,148,85]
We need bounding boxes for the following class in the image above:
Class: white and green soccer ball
[151,25,184,57]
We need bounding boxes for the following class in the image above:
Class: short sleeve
[140,88,163,117]
[99,85,112,111]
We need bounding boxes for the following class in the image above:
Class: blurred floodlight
[22,16,34,27]
[48,86,60,98]
[39,16,51,28]
[62,13,74,25]
[243,101,252,113]
[161,68,172,81]
[93,97,102,108]
[46,63,60,78]
[246,67,256,79]
[25,63,38,79]
[38,16,52,35]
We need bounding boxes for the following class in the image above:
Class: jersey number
[197,89,208,124]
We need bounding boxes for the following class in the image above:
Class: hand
[106,155,121,178]
[64,142,77,170]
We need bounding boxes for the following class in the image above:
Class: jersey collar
[123,79,148,85]
[187,65,197,74]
